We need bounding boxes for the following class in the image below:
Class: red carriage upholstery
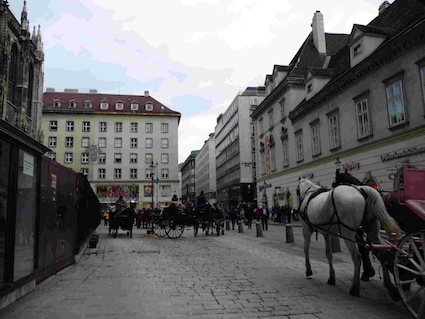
[403,168,425,222]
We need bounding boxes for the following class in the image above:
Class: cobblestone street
[0,222,412,318]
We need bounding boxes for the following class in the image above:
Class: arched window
[8,44,18,105]
[27,63,34,118]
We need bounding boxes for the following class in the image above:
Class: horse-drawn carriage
[152,204,224,239]
[108,207,135,238]
[297,163,425,319]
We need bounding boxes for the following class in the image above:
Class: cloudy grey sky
[10,0,385,163]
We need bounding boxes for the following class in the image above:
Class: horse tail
[360,186,403,240]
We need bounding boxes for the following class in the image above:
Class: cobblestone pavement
[0,222,412,319]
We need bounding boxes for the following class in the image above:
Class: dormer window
[84,100,92,109]
[115,102,124,110]
[68,100,76,108]
[53,100,61,107]
[100,102,109,110]
[130,102,139,111]
[145,103,153,111]
[353,44,362,56]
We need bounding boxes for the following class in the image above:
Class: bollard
[225,220,230,230]
[256,221,263,237]
[285,224,294,243]
[238,221,243,233]
[331,234,341,252]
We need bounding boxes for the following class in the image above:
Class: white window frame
[161,168,169,179]
[145,123,153,133]
[161,153,169,164]
[65,137,73,148]
[161,138,169,149]
[161,123,169,133]
[386,79,406,127]
[66,121,74,131]
[99,122,107,132]
[130,102,139,111]
[130,168,137,179]
[145,138,153,148]
[130,153,137,164]
[145,103,153,111]
[355,98,371,138]
[282,138,289,167]
[64,152,73,163]
[48,137,57,147]
[99,137,106,148]
[48,152,56,161]
[68,100,76,108]
[114,138,122,148]
[115,122,123,132]
[49,120,58,131]
[114,153,122,163]
[130,138,138,148]
[310,122,321,156]
[295,130,304,162]
[82,121,90,132]
[250,97,259,106]
[328,114,340,149]
[98,153,106,164]
[53,100,60,108]
[145,153,153,164]
[145,169,151,179]
[81,137,90,148]
[114,168,122,179]
[100,102,109,110]
[98,168,106,179]
[84,101,92,109]
[81,153,89,164]
[115,102,124,110]
[130,123,138,133]
[80,168,88,176]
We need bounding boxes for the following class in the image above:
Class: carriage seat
[403,168,425,221]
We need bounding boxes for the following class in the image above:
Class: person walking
[261,204,269,231]
[245,204,254,229]
[229,205,237,230]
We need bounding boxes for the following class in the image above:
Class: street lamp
[149,160,157,234]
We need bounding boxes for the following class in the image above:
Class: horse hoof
[349,287,360,297]
[306,270,313,277]
[327,278,336,286]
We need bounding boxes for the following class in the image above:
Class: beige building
[195,133,217,204]
[251,0,425,209]
[41,89,181,209]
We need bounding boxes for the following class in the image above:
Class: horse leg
[324,234,336,285]
[343,234,361,296]
[303,226,313,277]
[381,261,400,301]
[355,230,375,281]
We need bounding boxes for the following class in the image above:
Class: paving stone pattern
[0,222,412,319]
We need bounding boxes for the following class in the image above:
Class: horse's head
[298,176,318,198]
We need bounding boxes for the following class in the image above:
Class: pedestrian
[141,209,148,228]
[245,204,254,229]
[229,205,237,230]
[261,204,269,231]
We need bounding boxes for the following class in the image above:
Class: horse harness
[297,184,371,240]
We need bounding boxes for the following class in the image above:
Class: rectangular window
[99,122,107,132]
[65,137,73,147]
[295,130,303,162]
[99,137,106,148]
[66,121,74,131]
[145,123,153,133]
[328,114,340,149]
[161,123,169,133]
[98,153,106,164]
[82,121,90,132]
[161,138,169,148]
[48,137,57,147]
[145,153,153,164]
[114,168,121,179]
[310,122,321,156]
[81,153,89,164]
[130,123,138,133]
[48,152,56,161]
[250,97,259,106]
[145,138,153,148]
[145,169,151,179]
[100,102,108,110]
[161,153,169,164]
[353,44,362,56]
[49,120,58,131]
[279,98,285,120]
[268,109,274,129]
[81,137,90,148]
[282,138,289,167]
[115,122,123,132]
[356,98,371,138]
[114,153,122,163]
[161,168,169,179]
[80,168,88,176]
[130,153,137,164]
[130,103,139,111]
[98,168,106,179]
[386,79,406,126]
[115,138,122,148]
[130,138,138,148]
[130,168,137,179]
[64,152,73,163]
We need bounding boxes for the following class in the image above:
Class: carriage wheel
[166,221,184,239]
[153,218,168,237]
[393,231,425,319]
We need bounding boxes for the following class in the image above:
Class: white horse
[297,177,402,297]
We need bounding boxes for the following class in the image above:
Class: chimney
[379,1,390,15]
[144,90,149,97]
[45,88,55,93]
[89,89,97,94]
[312,11,327,55]
[64,88,79,93]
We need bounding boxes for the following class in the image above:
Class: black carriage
[109,207,135,238]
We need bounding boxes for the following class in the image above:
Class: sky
[10,0,386,163]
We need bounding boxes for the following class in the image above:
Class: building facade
[180,150,198,203]
[195,133,217,204]
[41,89,181,209]
[0,0,49,303]
[251,0,425,209]
[215,87,265,209]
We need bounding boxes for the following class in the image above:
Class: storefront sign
[381,146,425,162]
[23,152,34,176]
[51,174,57,189]
[343,162,360,171]
[259,183,272,191]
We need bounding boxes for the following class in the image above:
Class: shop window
[0,140,10,285]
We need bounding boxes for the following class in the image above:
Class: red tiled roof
[43,91,181,116]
